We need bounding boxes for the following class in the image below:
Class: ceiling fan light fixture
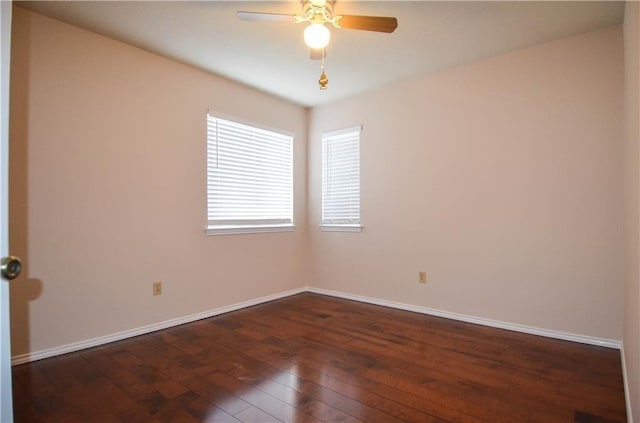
[304,23,330,49]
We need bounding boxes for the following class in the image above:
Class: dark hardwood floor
[12,293,627,422]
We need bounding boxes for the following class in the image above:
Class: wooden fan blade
[336,15,398,33]
[236,11,297,23]
[310,48,326,60]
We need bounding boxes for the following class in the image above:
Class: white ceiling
[17,1,625,107]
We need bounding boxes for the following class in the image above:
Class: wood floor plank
[12,293,627,422]
[204,371,321,423]
[234,405,283,423]
[180,374,254,416]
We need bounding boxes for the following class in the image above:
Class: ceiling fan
[237,0,398,89]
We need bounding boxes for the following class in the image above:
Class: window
[321,126,362,232]
[206,114,294,235]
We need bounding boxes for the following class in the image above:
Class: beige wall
[9,7,308,356]
[309,26,625,340]
[624,2,640,420]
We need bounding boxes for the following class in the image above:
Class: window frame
[205,113,295,236]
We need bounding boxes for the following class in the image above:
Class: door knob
[1,256,22,280]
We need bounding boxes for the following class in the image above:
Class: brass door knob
[1,256,22,280]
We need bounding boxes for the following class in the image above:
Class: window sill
[320,224,363,233]
[206,224,295,236]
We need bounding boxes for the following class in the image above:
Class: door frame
[0,1,13,422]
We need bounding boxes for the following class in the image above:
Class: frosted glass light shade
[304,24,330,49]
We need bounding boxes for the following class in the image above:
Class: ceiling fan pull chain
[319,50,329,90]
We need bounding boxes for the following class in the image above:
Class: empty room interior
[4,0,640,422]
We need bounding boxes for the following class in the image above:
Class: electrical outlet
[419,272,427,284]
[153,281,162,296]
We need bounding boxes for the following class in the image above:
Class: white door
[0,2,18,422]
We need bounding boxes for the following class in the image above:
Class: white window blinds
[322,126,361,228]
[207,114,293,234]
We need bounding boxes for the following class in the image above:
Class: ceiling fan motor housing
[303,0,333,25]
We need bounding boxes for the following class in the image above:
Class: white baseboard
[12,285,623,366]
[620,344,634,423]
[11,287,307,365]
[307,287,622,349]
